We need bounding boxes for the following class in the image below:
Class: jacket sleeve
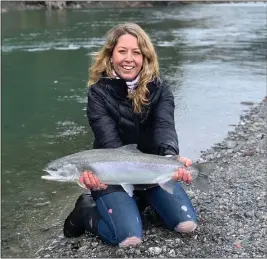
[152,81,179,156]
[87,85,123,148]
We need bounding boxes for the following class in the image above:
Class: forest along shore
[1,1,184,12]
[36,97,267,258]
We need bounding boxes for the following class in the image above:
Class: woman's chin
[120,74,138,81]
[116,70,138,81]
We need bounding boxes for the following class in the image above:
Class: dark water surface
[1,3,266,257]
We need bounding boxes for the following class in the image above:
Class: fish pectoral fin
[158,179,177,195]
[121,184,134,197]
[76,180,87,190]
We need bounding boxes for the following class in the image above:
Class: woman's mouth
[122,66,135,71]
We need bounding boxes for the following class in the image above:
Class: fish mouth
[43,167,58,173]
[48,167,57,171]
[42,167,67,181]
[42,163,78,182]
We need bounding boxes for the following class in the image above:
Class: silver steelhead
[41,144,213,196]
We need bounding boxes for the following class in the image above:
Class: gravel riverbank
[36,98,266,258]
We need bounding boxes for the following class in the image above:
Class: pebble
[162,246,167,252]
[148,247,162,255]
[242,150,256,157]
[91,242,98,248]
[115,248,124,256]
[225,140,237,149]
[245,211,255,218]
[135,249,141,255]
[168,249,176,257]
[78,246,88,253]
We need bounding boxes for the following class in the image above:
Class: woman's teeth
[122,66,134,70]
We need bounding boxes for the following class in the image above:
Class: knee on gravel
[174,221,197,233]
[119,236,142,247]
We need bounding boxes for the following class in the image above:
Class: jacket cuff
[157,144,179,156]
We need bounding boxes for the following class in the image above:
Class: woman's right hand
[79,170,108,191]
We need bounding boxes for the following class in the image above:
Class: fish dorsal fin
[117,144,142,153]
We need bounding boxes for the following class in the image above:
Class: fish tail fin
[193,162,215,192]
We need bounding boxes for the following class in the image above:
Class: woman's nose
[125,51,133,61]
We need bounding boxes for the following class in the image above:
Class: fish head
[42,161,80,182]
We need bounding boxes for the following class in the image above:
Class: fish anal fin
[158,179,176,195]
[76,180,87,189]
[121,184,134,197]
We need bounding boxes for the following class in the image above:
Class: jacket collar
[98,74,160,100]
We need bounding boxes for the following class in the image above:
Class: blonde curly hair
[88,23,160,113]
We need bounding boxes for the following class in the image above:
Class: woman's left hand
[178,156,192,167]
[172,156,193,184]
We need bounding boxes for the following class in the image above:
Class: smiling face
[111,34,143,81]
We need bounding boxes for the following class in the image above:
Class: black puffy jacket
[87,76,179,156]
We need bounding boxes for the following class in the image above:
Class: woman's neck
[112,70,140,93]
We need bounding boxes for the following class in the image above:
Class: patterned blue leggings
[91,183,197,245]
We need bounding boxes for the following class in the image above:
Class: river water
[1,3,266,257]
